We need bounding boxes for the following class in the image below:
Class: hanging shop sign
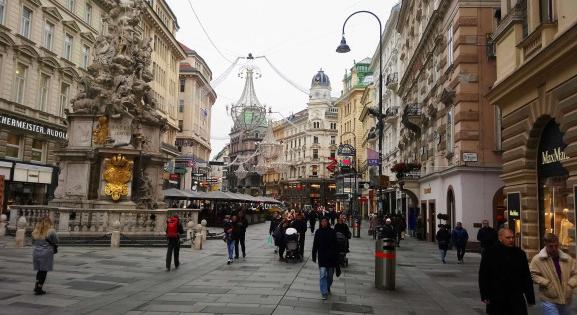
[337,144,356,156]
[0,114,67,140]
[541,147,570,165]
[507,192,521,218]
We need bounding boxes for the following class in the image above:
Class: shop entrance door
[428,201,436,242]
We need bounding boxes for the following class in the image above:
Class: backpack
[166,217,179,238]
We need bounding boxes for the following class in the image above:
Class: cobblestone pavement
[0,222,565,315]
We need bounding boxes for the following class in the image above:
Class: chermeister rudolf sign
[541,147,570,165]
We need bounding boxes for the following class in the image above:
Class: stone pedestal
[194,232,203,250]
[200,219,207,241]
[110,221,121,248]
[15,216,27,248]
[0,214,6,238]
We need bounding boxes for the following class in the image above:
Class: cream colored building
[176,43,215,190]
[0,0,183,211]
[487,0,577,257]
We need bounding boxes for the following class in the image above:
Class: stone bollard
[15,216,27,248]
[193,232,203,250]
[0,214,7,238]
[200,219,208,241]
[110,220,121,248]
[186,221,195,248]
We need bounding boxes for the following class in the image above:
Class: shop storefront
[1,160,58,213]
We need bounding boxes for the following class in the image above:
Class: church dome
[311,69,330,87]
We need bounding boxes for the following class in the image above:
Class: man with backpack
[166,214,184,271]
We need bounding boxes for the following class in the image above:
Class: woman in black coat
[436,225,451,263]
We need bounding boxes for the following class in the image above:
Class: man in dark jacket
[293,212,308,259]
[479,228,535,314]
[312,217,339,300]
[233,211,249,259]
[269,212,281,253]
[477,220,498,255]
[166,215,185,271]
[379,218,396,240]
[436,224,451,263]
[308,210,317,234]
[452,222,469,263]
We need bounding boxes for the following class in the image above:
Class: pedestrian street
[0,222,566,315]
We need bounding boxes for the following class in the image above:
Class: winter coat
[530,248,577,305]
[334,223,351,239]
[307,211,317,223]
[292,219,307,235]
[436,228,451,250]
[223,220,233,241]
[312,226,338,268]
[451,227,469,247]
[477,227,498,249]
[379,224,396,240]
[479,243,535,310]
[273,223,287,246]
[33,229,58,271]
[269,217,281,235]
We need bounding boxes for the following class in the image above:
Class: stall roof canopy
[162,189,281,203]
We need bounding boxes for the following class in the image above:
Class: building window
[178,120,183,131]
[330,150,336,158]
[64,34,73,60]
[81,45,90,68]
[447,24,454,65]
[330,136,336,145]
[60,82,70,116]
[540,0,554,23]
[31,139,45,162]
[313,136,319,144]
[21,6,32,38]
[179,79,185,92]
[446,106,455,153]
[6,134,22,159]
[313,149,319,159]
[14,63,27,104]
[178,99,184,112]
[330,122,337,130]
[43,21,54,50]
[39,74,50,111]
[312,165,318,177]
[84,3,92,25]
[67,0,76,12]
[494,105,502,151]
[313,121,320,129]
[0,0,5,25]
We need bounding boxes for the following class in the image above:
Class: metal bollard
[352,218,361,238]
[375,238,396,290]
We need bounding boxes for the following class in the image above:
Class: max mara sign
[541,147,570,165]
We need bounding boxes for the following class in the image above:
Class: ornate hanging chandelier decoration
[234,163,249,180]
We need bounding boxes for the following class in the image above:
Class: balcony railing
[386,73,398,91]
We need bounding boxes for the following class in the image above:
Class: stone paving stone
[200,305,275,314]
[170,286,230,294]
[86,275,139,283]
[66,280,122,291]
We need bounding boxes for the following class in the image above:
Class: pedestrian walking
[165,214,184,271]
[329,208,337,226]
[312,217,339,300]
[308,209,317,234]
[223,215,235,265]
[379,218,396,240]
[32,216,58,295]
[274,219,288,261]
[479,228,535,315]
[393,215,406,246]
[452,222,469,263]
[293,212,308,259]
[530,233,577,315]
[269,212,281,254]
[477,220,498,255]
[233,211,249,259]
[436,224,451,264]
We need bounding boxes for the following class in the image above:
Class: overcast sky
[165,0,398,159]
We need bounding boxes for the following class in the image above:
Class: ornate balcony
[386,73,398,91]
[401,103,422,136]
[384,106,400,124]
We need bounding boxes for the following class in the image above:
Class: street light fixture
[337,10,385,219]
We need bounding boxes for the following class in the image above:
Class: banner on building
[367,148,379,166]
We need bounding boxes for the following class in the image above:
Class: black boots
[34,282,46,295]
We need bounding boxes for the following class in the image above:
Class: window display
[542,176,575,256]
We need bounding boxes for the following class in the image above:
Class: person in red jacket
[166,214,184,271]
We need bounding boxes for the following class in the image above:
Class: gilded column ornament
[103,154,134,201]
[93,116,109,145]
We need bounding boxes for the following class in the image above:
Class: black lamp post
[337,10,384,219]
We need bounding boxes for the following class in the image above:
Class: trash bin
[375,238,396,290]
[352,218,361,238]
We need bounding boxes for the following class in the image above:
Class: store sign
[0,114,67,139]
[337,144,356,156]
[507,192,521,219]
[541,147,570,165]
[462,152,478,162]
[423,187,432,194]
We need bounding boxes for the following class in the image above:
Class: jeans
[439,249,447,262]
[234,233,246,258]
[542,301,571,315]
[226,239,235,260]
[166,238,180,269]
[319,267,334,296]
[456,245,466,261]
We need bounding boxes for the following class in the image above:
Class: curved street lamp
[337,10,385,219]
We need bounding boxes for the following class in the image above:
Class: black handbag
[46,238,58,254]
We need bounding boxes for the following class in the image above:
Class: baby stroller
[284,227,301,262]
[336,232,349,267]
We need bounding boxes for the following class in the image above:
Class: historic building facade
[273,70,338,209]
[488,0,577,257]
[0,0,183,212]
[395,0,502,241]
[175,43,215,190]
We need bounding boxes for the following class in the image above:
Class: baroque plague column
[51,0,168,210]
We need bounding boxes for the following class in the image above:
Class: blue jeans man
[226,239,235,264]
[319,267,334,297]
[542,301,571,315]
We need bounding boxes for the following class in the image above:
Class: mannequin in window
[559,208,575,247]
